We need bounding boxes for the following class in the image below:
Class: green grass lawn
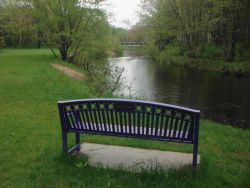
[0,49,249,188]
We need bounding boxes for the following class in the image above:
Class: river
[109,51,250,129]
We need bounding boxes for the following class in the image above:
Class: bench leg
[76,133,80,151]
[62,131,81,154]
[192,143,198,169]
[62,131,68,154]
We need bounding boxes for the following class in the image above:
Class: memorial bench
[58,99,200,168]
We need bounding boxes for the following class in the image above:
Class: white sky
[103,0,141,28]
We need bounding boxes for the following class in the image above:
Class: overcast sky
[103,0,141,28]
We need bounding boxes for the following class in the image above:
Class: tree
[0,0,38,48]
[209,0,250,61]
[33,0,106,62]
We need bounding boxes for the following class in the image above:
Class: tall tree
[209,0,250,61]
[0,0,36,48]
[33,0,106,62]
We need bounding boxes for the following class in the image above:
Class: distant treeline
[131,0,250,63]
[0,0,125,62]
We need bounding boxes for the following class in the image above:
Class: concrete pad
[80,143,200,171]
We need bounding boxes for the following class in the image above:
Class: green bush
[113,45,124,57]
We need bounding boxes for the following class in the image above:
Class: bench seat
[68,124,191,142]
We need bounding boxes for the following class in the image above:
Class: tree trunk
[224,40,236,62]
[59,44,68,62]
[60,49,67,62]
[37,31,41,49]
[19,30,22,47]
[58,35,70,62]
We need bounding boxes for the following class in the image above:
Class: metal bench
[58,98,200,168]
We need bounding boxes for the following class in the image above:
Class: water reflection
[110,56,250,129]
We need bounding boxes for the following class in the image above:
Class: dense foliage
[0,0,123,63]
[136,0,250,62]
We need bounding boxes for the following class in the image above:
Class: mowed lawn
[0,49,249,188]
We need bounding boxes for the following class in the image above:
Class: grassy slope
[0,49,249,188]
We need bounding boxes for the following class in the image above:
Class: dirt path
[52,64,85,81]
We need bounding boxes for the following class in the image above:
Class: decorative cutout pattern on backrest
[60,99,199,143]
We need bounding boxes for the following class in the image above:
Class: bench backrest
[58,99,200,144]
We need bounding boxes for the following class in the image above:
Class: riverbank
[147,44,250,77]
[0,49,249,187]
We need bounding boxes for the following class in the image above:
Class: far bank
[144,44,250,77]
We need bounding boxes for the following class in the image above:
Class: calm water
[109,55,250,129]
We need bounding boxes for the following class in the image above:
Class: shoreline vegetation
[144,44,250,77]
[126,0,250,77]
[0,49,249,187]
